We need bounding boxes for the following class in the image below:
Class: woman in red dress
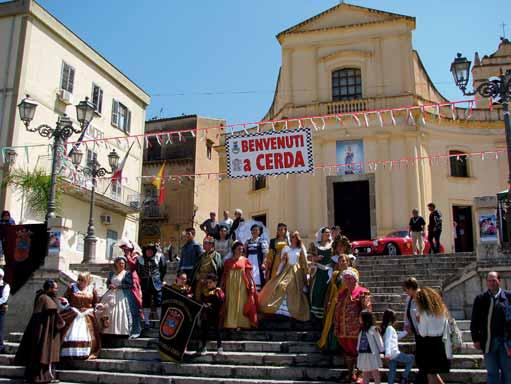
[334,268,372,382]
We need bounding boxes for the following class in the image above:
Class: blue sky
[26,1,510,124]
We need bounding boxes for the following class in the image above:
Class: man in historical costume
[334,268,372,383]
[117,238,144,320]
[263,223,290,281]
[15,279,65,383]
[191,236,223,302]
[221,241,258,329]
[137,244,167,329]
[229,209,245,240]
[179,228,203,280]
[198,273,225,353]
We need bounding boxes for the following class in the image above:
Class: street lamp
[4,149,17,168]
[17,95,96,221]
[450,53,511,249]
[71,148,119,263]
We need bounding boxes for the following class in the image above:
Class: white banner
[225,128,314,178]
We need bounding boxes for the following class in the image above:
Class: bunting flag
[111,142,134,183]
[152,162,166,205]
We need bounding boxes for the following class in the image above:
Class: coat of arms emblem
[160,307,184,340]
[233,158,242,172]
[14,229,32,262]
[232,141,240,154]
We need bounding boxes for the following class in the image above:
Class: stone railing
[326,99,368,114]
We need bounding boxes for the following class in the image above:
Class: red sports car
[351,230,445,256]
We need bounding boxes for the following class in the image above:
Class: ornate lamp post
[17,95,96,221]
[71,148,119,263]
[450,53,511,249]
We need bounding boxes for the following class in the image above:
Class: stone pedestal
[474,196,500,261]
[44,216,73,271]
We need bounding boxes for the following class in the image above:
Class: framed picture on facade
[336,140,364,175]
[479,213,497,242]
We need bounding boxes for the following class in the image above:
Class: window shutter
[98,88,103,113]
[125,109,131,133]
[111,99,119,127]
[68,66,75,93]
[61,63,69,90]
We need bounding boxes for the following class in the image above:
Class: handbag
[448,317,463,352]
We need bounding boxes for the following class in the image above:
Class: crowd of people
[5,206,510,384]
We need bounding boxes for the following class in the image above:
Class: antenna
[501,22,507,38]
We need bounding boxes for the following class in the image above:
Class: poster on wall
[225,128,314,178]
[336,140,364,175]
[479,213,498,242]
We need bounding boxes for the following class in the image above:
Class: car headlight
[366,247,372,253]
[372,240,378,246]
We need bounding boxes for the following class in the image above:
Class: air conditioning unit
[100,215,112,225]
[57,89,73,105]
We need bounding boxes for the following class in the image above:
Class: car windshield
[387,231,409,238]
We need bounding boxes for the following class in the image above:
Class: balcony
[327,99,368,114]
[141,203,168,220]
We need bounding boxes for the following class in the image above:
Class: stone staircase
[0,252,486,383]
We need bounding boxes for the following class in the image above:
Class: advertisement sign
[226,128,314,178]
[159,286,202,362]
[479,213,498,242]
[336,140,364,175]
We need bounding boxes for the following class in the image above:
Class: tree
[3,168,63,220]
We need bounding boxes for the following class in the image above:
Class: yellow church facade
[217,3,509,252]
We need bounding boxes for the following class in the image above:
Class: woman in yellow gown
[258,231,310,321]
[263,223,289,281]
[220,241,258,329]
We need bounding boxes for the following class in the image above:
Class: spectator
[200,212,218,238]
[330,225,341,240]
[415,287,451,384]
[179,228,203,280]
[471,272,511,384]
[14,279,65,383]
[230,209,245,240]
[357,310,383,384]
[427,203,442,254]
[381,309,414,384]
[409,208,426,255]
[218,210,233,234]
[0,268,10,354]
[166,241,174,262]
[0,211,15,225]
[215,225,232,260]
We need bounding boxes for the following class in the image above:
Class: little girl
[357,310,383,384]
[381,309,414,384]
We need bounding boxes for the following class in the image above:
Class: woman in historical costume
[215,225,232,260]
[318,252,352,352]
[244,224,269,290]
[15,279,65,384]
[263,223,290,281]
[308,227,333,320]
[258,231,310,322]
[100,256,141,339]
[333,268,372,383]
[117,238,143,319]
[60,272,101,359]
[221,241,258,329]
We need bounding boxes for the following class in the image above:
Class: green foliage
[3,168,63,219]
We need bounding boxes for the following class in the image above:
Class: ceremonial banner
[2,224,48,294]
[226,128,314,178]
[159,285,202,362]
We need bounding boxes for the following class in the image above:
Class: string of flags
[62,98,480,150]
[85,148,505,184]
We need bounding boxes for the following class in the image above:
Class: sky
[17,0,511,125]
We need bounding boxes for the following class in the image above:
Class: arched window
[332,68,362,101]
[449,150,469,177]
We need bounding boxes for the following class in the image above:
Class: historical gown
[245,237,268,290]
[308,241,333,319]
[333,285,372,357]
[60,283,101,359]
[264,238,289,280]
[14,293,65,383]
[318,269,345,351]
[100,270,141,337]
[125,252,144,315]
[258,245,310,321]
[221,256,258,329]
